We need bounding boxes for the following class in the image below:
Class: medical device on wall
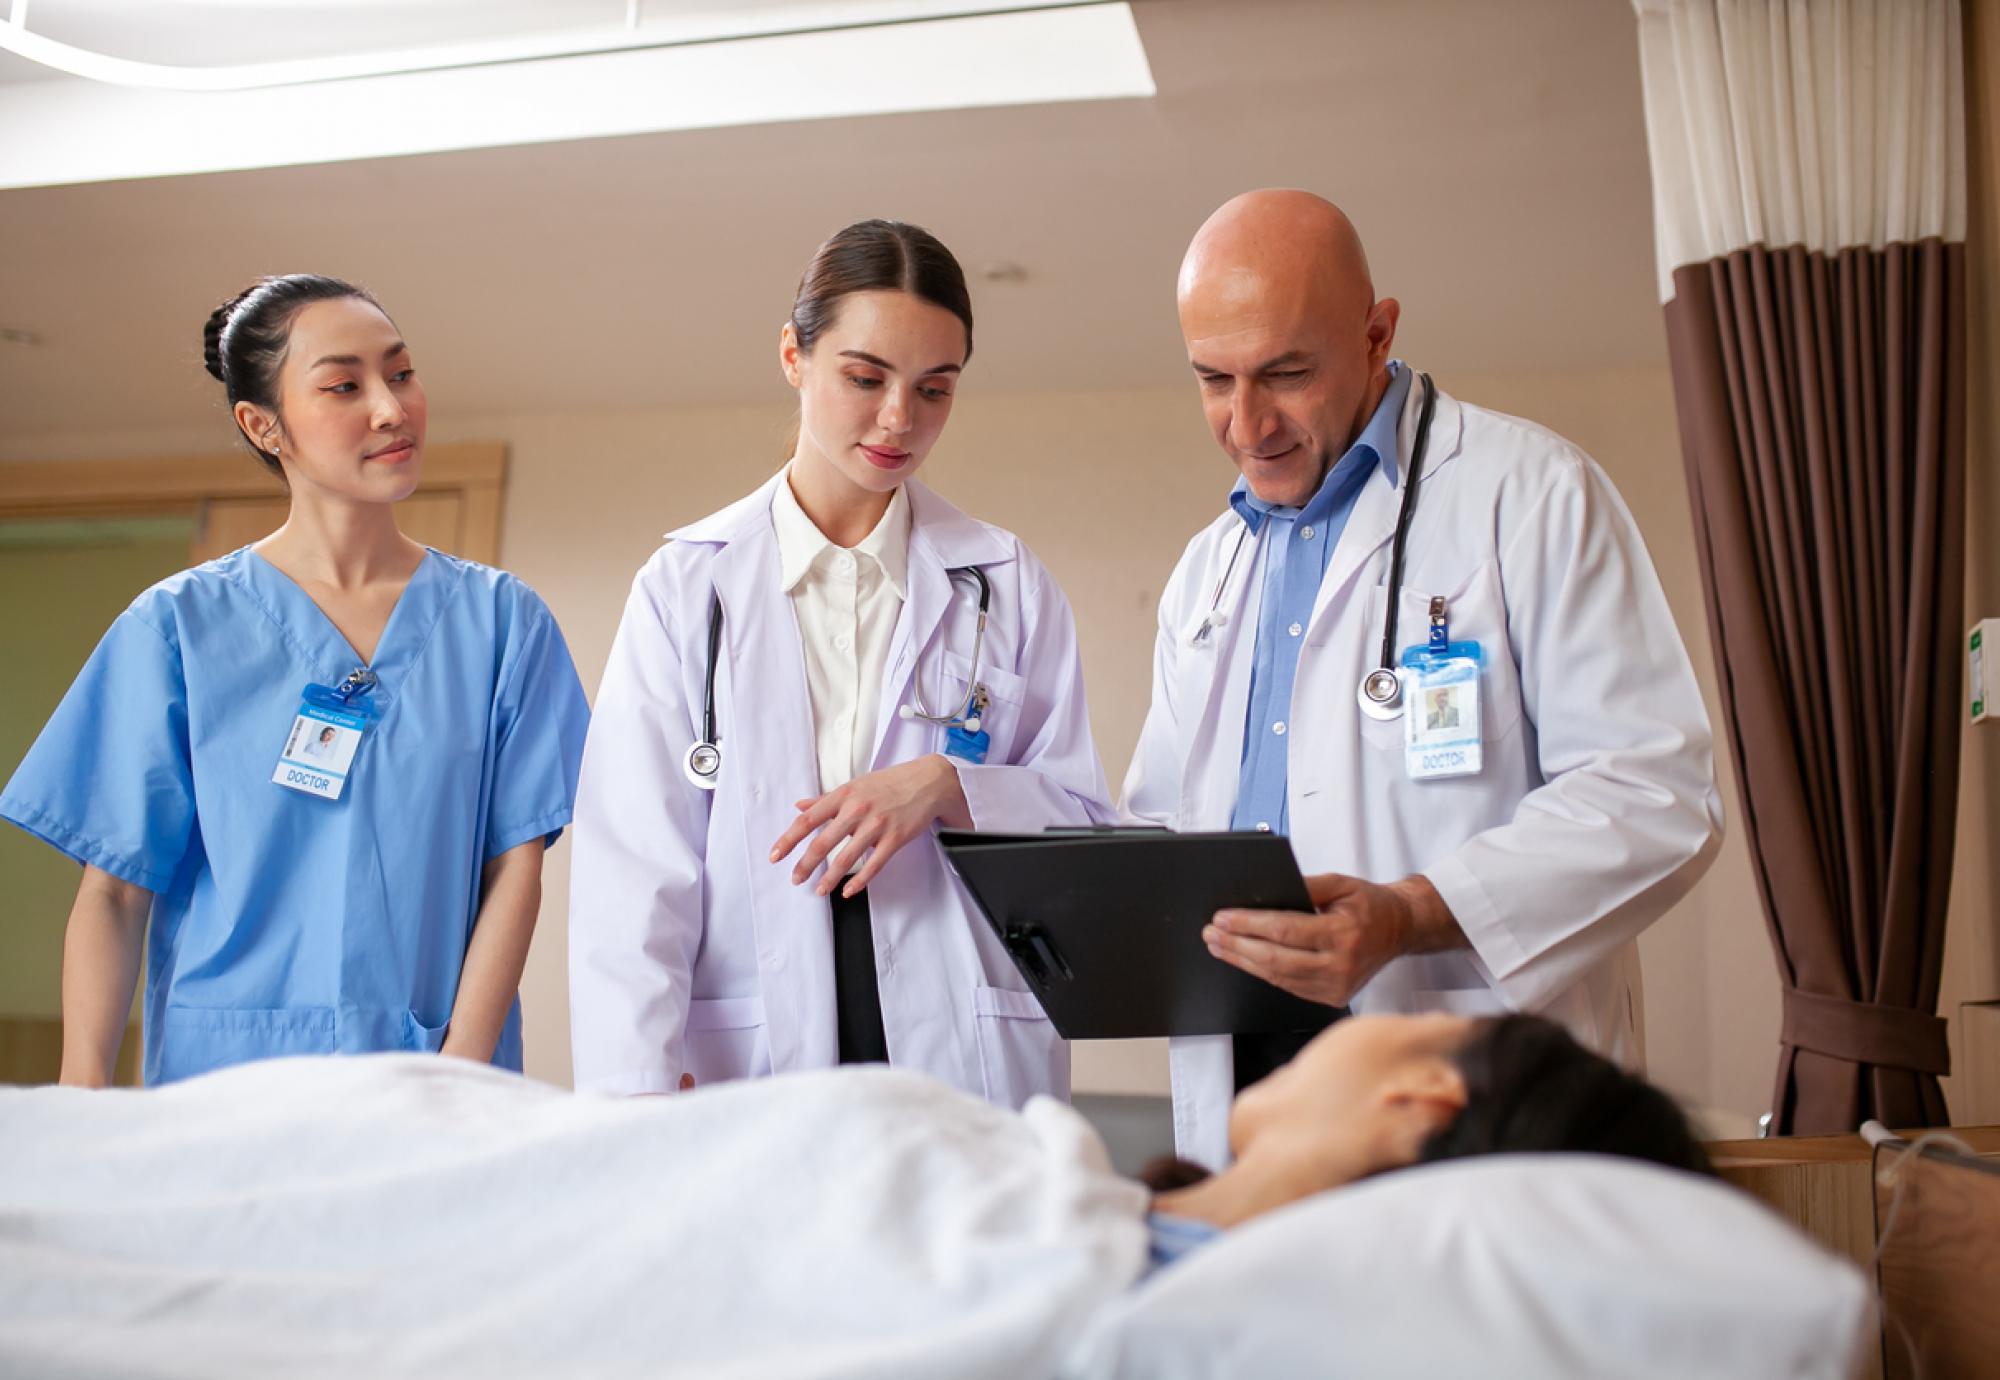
[683,565,994,790]
[1971,618,1997,725]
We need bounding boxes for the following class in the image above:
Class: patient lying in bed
[1139,1011,1712,1271]
[0,1015,1862,1380]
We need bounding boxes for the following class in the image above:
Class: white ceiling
[0,0,1665,443]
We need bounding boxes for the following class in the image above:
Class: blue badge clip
[942,684,992,764]
[331,667,379,705]
[943,723,991,765]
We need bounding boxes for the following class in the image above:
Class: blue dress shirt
[1229,362,1412,836]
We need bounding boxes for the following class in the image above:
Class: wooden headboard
[1708,1125,2000,1380]
[1872,1135,2000,1380]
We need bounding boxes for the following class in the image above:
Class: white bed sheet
[0,1055,1148,1380]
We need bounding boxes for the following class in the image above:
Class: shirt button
[1288,622,1302,637]
[835,634,851,651]
[1273,721,1287,736]
[1301,525,1316,540]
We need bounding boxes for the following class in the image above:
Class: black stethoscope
[1190,372,1439,723]
[682,565,993,791]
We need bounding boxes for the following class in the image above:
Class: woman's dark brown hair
[789,219,974,362]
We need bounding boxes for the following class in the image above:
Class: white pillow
[1064,1154,1872,1380]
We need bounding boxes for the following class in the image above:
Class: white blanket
[0,1056,1149,1380]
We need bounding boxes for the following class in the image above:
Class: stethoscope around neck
[1190,371,1439,723]
[682,565,994,791]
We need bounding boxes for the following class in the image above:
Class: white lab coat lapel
[1305,376,1467,640]
[685,476,840,1070]
[1178,523,1262,828]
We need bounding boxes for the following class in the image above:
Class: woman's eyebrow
[309,341,408,369]
[836,349,962,377]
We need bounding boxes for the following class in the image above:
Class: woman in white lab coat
[570,219,1113,1107]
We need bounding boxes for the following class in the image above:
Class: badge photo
[273,694,371,800]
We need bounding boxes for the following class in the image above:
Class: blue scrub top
[0,547,590,1085]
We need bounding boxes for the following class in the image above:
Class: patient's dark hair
[1139,1014,1711,1191]
[1417,1015,1713,1177]
[202,274,385,475]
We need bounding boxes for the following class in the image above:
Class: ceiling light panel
[0,4,1153,188]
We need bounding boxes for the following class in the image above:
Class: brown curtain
[1664,240,1966,1133]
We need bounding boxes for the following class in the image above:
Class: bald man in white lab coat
[1123,191,1723,1168]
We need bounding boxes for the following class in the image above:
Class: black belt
[830,885,888,1064]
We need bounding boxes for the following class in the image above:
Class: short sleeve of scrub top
[1,606,196,894]
[484,588,591,858]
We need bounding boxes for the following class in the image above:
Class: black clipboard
[939,828,1342,1040]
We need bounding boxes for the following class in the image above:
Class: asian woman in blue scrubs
[0,274,590,1087]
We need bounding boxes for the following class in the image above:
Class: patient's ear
[1375,1058,1468,1163]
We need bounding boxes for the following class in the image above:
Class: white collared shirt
[770,469,911,793]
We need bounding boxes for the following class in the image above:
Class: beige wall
[458,367,1775,1117]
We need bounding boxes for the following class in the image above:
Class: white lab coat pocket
[971,984,1070,1110]
[944,652,1029,763]
[1359,563,1524,753]
[683,995,772,1086]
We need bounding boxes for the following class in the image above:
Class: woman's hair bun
[201,289,252,383]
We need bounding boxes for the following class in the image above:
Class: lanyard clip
[333,667,379,703]
[1427,596,1449,654]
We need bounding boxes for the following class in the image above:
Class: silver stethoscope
[683,565,994,790]
[1190,372,1439,723]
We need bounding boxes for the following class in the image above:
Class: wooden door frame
[0,442,508,563]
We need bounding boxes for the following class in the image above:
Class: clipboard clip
[1003,924,1073,985]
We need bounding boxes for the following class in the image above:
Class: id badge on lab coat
[1402,642,1483,780]
[273,685,371,800]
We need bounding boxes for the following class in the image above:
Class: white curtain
[1633,0,1966,301]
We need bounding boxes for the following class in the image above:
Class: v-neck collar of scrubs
[236,546,460,712]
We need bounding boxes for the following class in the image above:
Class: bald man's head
[1178,190,1400,506]
[1178,190,1375,316]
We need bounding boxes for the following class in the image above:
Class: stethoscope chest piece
[684,740,722,791]
[1358,666,1406,720]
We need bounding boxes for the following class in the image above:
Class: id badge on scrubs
[273,685,371,800]
[1401,642,1484,780]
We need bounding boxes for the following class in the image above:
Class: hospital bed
[0,1055,1871,1380]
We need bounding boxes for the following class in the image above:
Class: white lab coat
[1124,377,1724,1167]
[571,473,1114,1107]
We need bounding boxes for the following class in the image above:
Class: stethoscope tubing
[1194,372,1438,716]
[1375,372,1439,675]
[902,566,992,727]
[684,563,991,788]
